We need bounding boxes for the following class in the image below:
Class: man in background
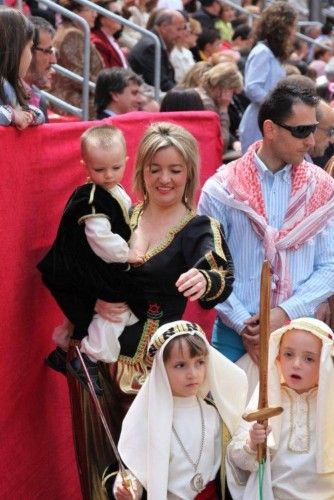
[25,16,57,121]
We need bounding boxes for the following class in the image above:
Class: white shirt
[157,0,183,9]
[170,46,195,84]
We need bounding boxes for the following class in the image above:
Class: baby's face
[83,143,127,191]
[277,328,322,394]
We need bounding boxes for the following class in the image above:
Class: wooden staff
[243,260,283,462]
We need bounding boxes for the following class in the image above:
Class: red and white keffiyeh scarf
[203,141,334,306]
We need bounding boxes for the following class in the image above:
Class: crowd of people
[2,0,334,160]
[2,0,334,499]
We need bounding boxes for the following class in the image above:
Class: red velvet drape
[0,111,222,499]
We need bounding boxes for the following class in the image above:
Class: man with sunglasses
[198,77,334,373]
[24,16,57,122]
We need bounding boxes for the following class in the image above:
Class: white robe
[227,386,334,500]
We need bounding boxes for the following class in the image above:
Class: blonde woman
[196,61,243,152]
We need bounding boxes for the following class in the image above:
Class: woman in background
[239,1,297,152]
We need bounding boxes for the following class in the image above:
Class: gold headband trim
[148,322,204,358]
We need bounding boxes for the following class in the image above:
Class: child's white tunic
[168,396,221,499]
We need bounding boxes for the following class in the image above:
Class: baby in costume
[227,317,334,500]
[113,320,248,499]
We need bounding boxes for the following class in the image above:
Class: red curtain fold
[0,111,221,499]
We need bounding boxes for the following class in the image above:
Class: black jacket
[128,31,175,92]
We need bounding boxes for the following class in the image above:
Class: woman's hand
[176,268,206,301]
[94,300,129,322]
[217,88,234,111]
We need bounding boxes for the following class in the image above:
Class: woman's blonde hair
[178,61,213,89]
[201,62,243,93]
[133,122,199,208]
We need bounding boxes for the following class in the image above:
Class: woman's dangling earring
[183,184,189,205]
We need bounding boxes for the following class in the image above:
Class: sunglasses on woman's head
[273,122,319,139]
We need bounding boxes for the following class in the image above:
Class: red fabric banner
[0,111,221,499]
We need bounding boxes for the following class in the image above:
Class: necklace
[172,397,205,493]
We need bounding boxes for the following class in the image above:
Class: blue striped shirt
[198,154,334,334]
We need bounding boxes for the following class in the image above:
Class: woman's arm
[180,216,234,309]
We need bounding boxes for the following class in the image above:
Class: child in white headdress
[113,320,248,500]
[226,317,334,500]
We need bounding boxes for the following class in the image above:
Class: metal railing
[38,0,161,120]
[30,0,334,118]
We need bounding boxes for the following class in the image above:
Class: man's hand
[315,301,331,326]
[240,326,259,364]
[270,307,290,332]
[244,307,290,336]
[241,307,290,364]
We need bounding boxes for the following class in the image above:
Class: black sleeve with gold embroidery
[182,215,234,309]
[62,183,131,242]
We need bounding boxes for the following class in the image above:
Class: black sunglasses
[274,121,318,139]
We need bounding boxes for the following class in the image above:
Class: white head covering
[118,320,248,498]
[267,317,334,473]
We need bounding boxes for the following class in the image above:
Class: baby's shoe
[45,347,67,375]
[67,353,103,396]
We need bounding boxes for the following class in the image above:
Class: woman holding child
[53,122,234,498]
[97,122,234,402]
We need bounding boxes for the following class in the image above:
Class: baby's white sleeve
[84,216,129,263]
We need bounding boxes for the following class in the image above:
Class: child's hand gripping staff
[242,262,283,464]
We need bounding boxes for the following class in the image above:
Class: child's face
[164,339,207,398]
[83,143,127,190]
[277,329,322,394]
